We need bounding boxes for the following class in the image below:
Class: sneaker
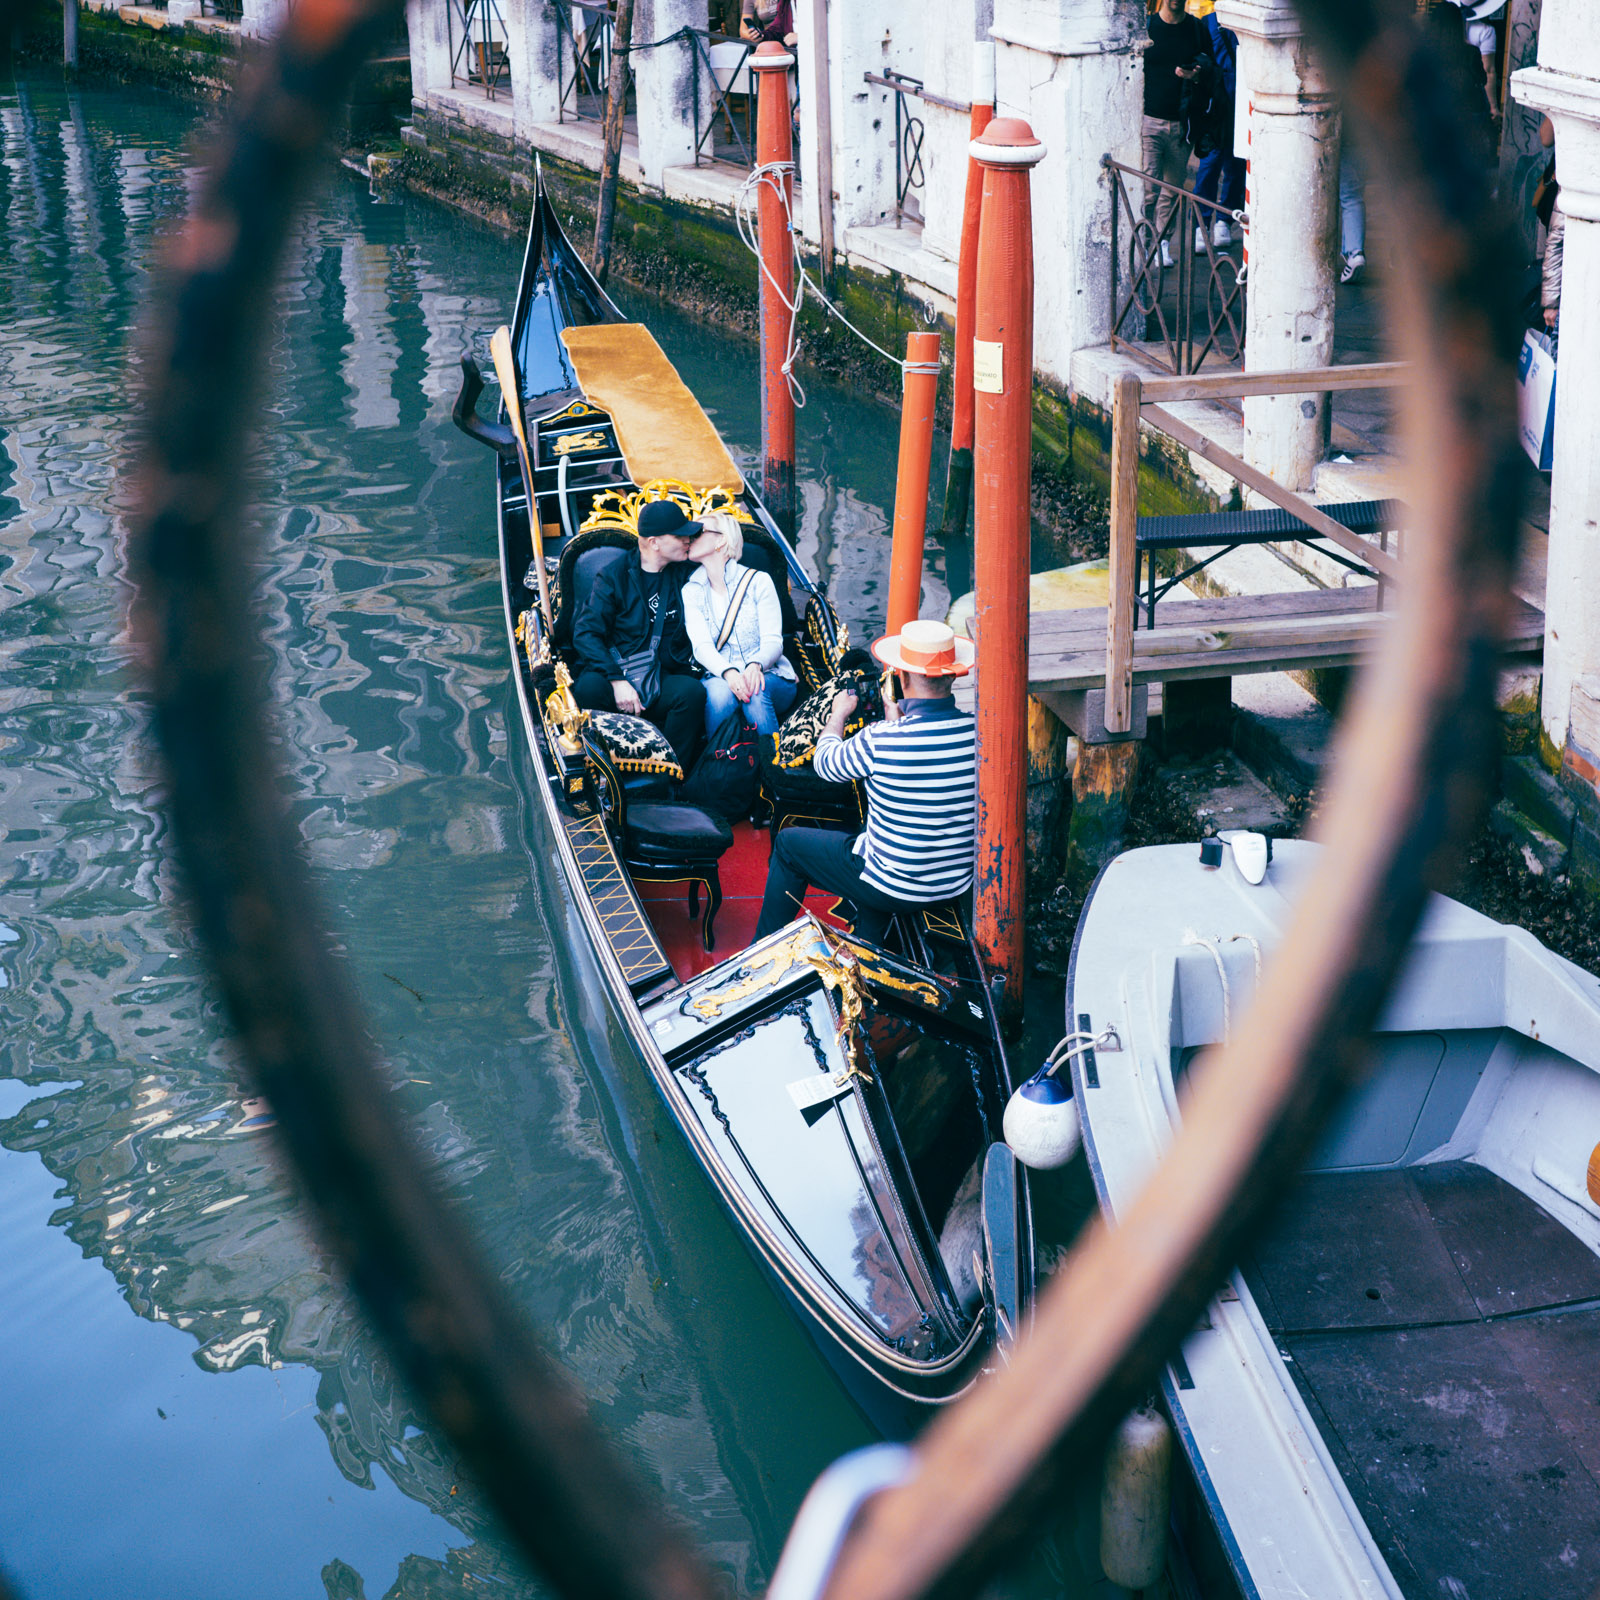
[1212,217,1232,248]
[1160,239,1174,270]
[1194,225,1208,256]
[1340,250,1365,285]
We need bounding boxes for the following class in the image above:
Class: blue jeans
[1340,148,1365,258]
[1194,146,1245,214]
[704,671,798,738]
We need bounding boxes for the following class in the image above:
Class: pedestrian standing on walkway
[1142,0,1212,270]
[1186,0,1245,254]
[1339,133,1366,284]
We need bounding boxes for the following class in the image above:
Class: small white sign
[787,1071,851,1112]
[973,339,1004,395]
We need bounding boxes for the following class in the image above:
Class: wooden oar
[489,324,554,634]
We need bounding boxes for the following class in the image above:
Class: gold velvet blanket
[560,323,745,495]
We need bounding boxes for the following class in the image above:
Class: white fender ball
[1003,1075,1082,1170]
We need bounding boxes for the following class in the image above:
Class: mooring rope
[733,159,921,408]
[1180,930,1263,1046]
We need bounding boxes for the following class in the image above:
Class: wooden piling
[1104,371,1141,735]
[938,43,995,549]
[753,42,798,542]
[970,117,1046,1034]
[590,0,636,286]
[886,330,943,634]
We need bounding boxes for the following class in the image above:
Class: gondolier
[571,499,706,766]
[755,619,978,946]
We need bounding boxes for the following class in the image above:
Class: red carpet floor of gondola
[636,821,845,979]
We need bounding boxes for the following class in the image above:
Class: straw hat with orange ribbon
[871,619,976,678]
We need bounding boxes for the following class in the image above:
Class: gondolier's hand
[612,679,643,717]
[827,688,858,737]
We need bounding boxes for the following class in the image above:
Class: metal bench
[1135,498,1405,628]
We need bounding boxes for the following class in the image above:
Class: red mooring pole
[939,41,995,548]
[752,41,798,542]
[971,118,1045,1034]
[885,331,943,634]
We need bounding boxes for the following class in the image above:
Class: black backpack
[681,710,762,820]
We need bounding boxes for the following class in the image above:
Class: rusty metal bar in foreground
[121,0,1528,1596]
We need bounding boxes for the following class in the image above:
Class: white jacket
[683,560,797,681]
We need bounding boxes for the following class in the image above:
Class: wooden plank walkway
[1025,587,1545,696]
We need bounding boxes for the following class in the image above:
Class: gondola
[450,173,1034,1435]
[1070,839,1600,1599]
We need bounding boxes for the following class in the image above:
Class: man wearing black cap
[572,499,707,766]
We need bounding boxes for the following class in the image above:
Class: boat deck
[635,821,846,981]
[1245,1162,1600,1600]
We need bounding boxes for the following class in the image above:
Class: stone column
[406,0,453,102]
[1216,0,1338,491]
[1513,12,1600,758]
[825,0,899,230]
[238,0,288,41]
[507,0,561,130]
[632,0,711,188]
[990,0,1144,381]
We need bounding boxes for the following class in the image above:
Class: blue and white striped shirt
[813,698,977,901]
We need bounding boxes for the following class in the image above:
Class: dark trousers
[573,669,707,769]
[754,826,920,947]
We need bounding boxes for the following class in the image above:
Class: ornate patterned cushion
[588,711,684,780]
[772,656,879,771]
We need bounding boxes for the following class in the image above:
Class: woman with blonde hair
[684,511,799,737]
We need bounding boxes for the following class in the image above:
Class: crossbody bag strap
[714,567,759,653]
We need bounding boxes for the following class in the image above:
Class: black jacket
[572,552,696,679]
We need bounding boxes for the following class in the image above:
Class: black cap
[637,500,700,541]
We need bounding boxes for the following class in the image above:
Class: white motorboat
[1068,839,1600,1600]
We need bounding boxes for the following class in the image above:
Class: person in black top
[1142,0,1211,267]
[572,499,707,767]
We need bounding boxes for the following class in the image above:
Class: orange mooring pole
[752,41,798,541]
[939,42,995,552]
[971,117,1045,1034]
[885,331,943,634]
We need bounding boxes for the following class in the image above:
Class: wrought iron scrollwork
[1106,154,1248,376]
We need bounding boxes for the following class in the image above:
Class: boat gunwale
[489,174,1031,1406]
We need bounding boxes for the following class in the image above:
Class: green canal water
[0,74,1102,1600]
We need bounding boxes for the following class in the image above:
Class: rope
[1180,931,1262,1046]
[1040,1025,1120,1079]
[733,160,925,407]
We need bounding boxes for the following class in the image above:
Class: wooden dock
[1026,585,1546,699]
[1020,363,1546,744]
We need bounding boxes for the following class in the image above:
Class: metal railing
[862,71,971,227]
[1105,153,1247,376]
[200,0,243,21]
[449,0,510,99]
[552,0,613,122]
[690,31,754,168]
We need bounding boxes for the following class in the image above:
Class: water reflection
[0,73,909,1600]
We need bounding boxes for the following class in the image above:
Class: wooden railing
[1103,362,1412,734]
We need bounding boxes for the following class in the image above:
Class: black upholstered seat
[627,803,733,856]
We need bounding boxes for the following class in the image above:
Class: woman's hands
[722,665,765,702]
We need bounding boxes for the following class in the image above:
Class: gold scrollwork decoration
[543,660,589,754]
[580,479,753,539]
[515,609,550,672]
[854,957,943,1012]
[550,431,607,456]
